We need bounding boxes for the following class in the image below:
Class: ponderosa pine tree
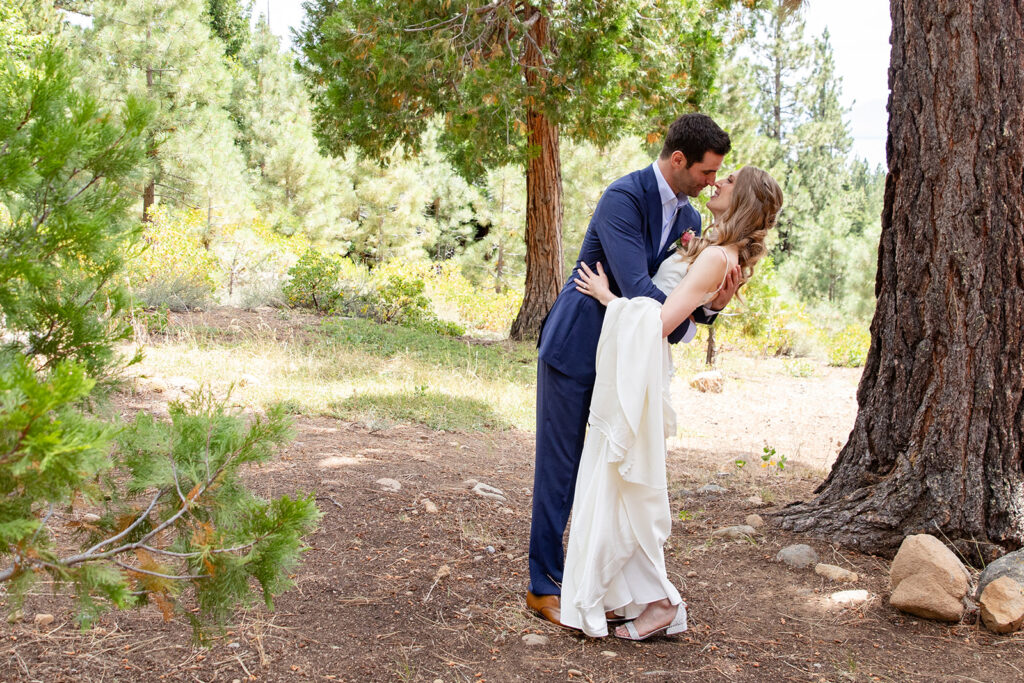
[231,20,346,239]
[204,0,252,58]
[777,0,1024,560]
[81,0,251,223]
[295,0,731,339]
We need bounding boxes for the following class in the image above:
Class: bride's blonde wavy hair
[680,166,783,284]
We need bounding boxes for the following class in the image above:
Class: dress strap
[710,245,730,294]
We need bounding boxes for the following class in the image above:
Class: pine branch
[113,559,208,581]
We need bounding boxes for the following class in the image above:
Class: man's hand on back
[708,264,742,312]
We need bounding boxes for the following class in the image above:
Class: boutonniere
[679,230,694,247]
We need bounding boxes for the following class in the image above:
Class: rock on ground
[889,534,969,622]
[711,525,757,540]
[521,634,548,646]
[697,484,728,494]
[815,563,858,583]
[375,478,401,492]
[689,370,724,393]
[745,514,765,528]
[976,549,1024,598]
[471,482,506,502]
[777,544,818,569]
[829,590,870,607]
[979,576,1024,634]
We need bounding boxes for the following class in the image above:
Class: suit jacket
[538,165,716,383]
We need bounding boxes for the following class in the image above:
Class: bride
[560,165,783,640]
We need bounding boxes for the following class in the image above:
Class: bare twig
[113,559,209,581]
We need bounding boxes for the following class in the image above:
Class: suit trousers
[528,359,594,596]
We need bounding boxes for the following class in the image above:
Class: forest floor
[3,307,1023,682]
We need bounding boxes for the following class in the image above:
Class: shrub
[717,256,810,357]
[1,42,320,637]
[825,324,871,367]
[128,207,219,311]
[282,248,343,312]
[408,260,522,334]
[215,216,309,309]
[1,374,321,634]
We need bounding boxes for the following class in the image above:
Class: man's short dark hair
[660,113,731,167]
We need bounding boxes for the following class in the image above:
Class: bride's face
[706,170,738,216]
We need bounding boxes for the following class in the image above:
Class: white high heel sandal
[614,602,687,641]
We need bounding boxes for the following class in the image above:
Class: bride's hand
[574,261,617,306]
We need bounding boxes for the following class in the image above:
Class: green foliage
[0,354,113,559]
[717,256,807,356]
[297,1,729,176]
[708,8,884,322]
[760,444,786,472]
[1,28,320,636]
[128,207,220,311]
[412,260,521,334]
[365,262,463,334]
[282,248,343,312]
[230,20,348,240]
[0,0,61,75]
[214,215,310,308]
[823,324,870,368]
[82,0,252,222]
[204,0,252,57]
[2,390,321,633]
[783,358,816,377]
[283,254,465,334]
[0,44,153,374]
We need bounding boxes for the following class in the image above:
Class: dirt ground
[3,310,1023,682]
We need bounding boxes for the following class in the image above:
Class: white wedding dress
[559,250,722,637]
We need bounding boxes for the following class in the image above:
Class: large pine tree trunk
[776,0,1024,561]
[509,9,562,341]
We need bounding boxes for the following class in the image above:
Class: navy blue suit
[528,165,717,597]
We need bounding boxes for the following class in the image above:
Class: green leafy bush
[718,256,809,357]
[128,207,219,312]
[824,324,871,367]
[214,216,310,309]
[282,248,343,312]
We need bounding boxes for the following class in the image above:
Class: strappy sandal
[614,602,687,641]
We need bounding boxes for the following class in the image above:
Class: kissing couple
[526,113,783,640]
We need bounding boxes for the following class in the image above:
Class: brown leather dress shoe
[526,591,562,626]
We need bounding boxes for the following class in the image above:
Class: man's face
[669,150,725,198]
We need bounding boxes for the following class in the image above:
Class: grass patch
[328,390,510,432]
[321,317,536,383]
[130,312,537,430]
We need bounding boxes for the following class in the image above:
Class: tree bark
[509,8,562,341]
[776,0,1024,561]
[705,327,716,367]
[142,179,155,223]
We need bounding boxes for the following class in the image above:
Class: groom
[526,113,740,625]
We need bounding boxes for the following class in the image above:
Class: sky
[258,1,894,168]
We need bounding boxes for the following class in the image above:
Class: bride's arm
[575,256,724,339]
[659,250,728,338]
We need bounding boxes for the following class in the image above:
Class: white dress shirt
[648,163,721,344]
[651,162,690,253]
